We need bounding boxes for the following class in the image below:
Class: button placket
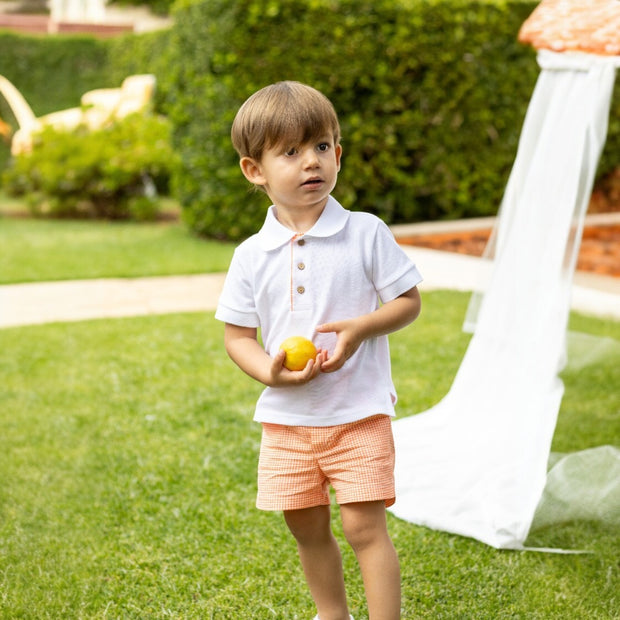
[290,236,310,310]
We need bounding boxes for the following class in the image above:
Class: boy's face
[240,136,342,213]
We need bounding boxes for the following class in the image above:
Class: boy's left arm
[316,286,421,373]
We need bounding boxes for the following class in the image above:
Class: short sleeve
[214,247,261,327]
[372,219,423,302]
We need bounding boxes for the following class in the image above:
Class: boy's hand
[269,348,328,386]
[315,319,363,373]
[315,288,421,374]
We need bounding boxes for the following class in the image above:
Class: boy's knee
[340,502,389,551]
[342,520,379,552]
[284,505,332,544]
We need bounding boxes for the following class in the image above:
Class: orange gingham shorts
[256,414,396,511]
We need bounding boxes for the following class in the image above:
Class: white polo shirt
[215,196,422,427]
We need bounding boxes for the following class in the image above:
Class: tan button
[297,262,305,270]
[298,238,305,246]
[297,286,305,294]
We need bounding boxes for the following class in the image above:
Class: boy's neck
[273,199,328,234]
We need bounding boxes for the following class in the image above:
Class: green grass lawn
[0,201,235,284]
[1,291,618,619]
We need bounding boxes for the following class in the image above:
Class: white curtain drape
[389,50,619,549]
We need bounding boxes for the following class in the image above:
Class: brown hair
[231,81,341,161]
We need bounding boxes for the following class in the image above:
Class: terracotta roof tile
[519,0,620,56]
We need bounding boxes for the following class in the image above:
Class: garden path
[1,216,618,329]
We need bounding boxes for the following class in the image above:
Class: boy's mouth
[302,177,323,187]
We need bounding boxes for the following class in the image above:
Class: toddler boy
[216,81,422,620]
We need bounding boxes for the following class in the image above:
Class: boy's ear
[239,157,266,186]
[335,143,342,171]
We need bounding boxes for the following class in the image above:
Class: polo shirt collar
[257,195,350,251]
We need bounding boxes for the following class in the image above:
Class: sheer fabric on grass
[531,446,620,532]
[530,332,620,538]
[389,50,620,549]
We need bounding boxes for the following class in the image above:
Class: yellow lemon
[279,336,317,371]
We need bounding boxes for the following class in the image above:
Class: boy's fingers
[315,322,339,334]
[270,350,286,375]
[321,347,346,372]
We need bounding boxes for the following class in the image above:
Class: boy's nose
[302,148,319,167]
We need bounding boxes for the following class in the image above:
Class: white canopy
[389,50,619,549]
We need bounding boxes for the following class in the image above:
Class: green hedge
[0,33,111,116]
[167,0,620,241]
[166,0,538,239]
[1,3,618,236]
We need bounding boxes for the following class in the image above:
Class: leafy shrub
[167,0,620,241]
[2,113,176,220]
[166,0,541,240]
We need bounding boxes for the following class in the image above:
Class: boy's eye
[317,142,330,152]
[284,147,297,156]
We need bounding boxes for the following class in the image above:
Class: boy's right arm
[224,323,326,388]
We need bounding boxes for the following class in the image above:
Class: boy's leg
[340,501,401,620]
[284,505,350,620]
